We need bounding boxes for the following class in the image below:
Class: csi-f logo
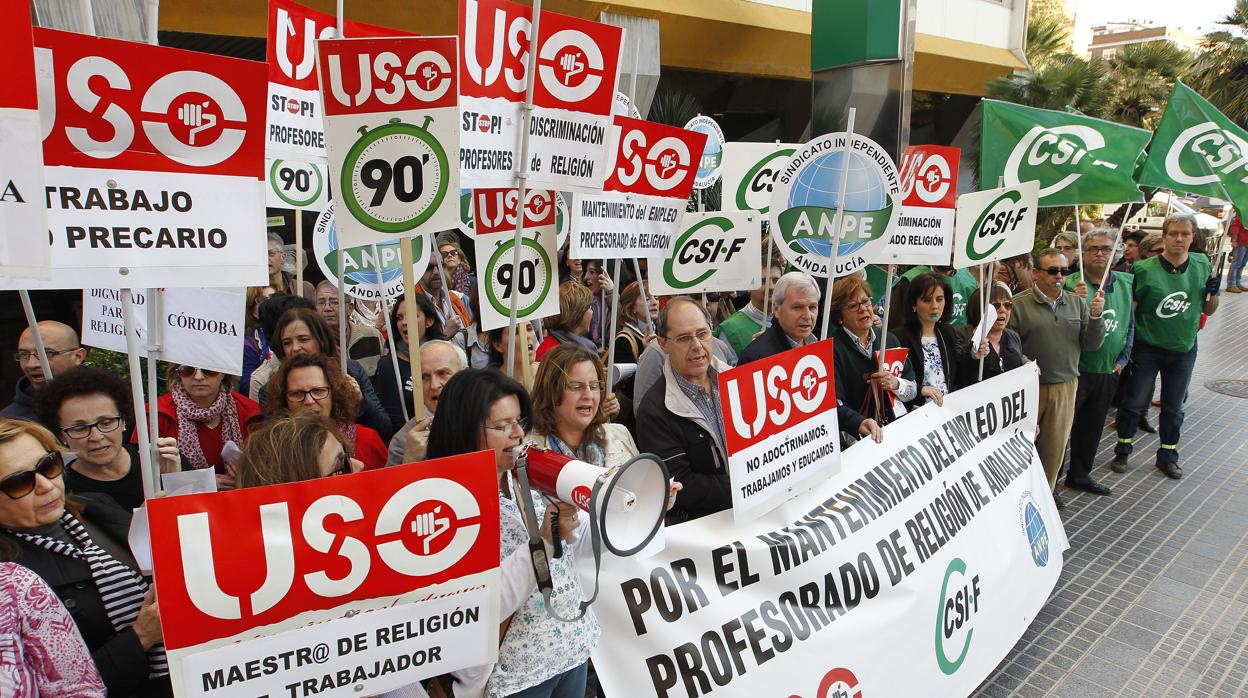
[1157,291,1192,318]
[662,216,747,290]
[1004,125,1118,199]
[175,478,482,620]
[967,190,1029,261]
[1102,307,1120,334]
[1165,121,1248,186]
[725,352,830,441]
[323,43,454,108]
[935,557,981,675]
[462,110,502,134]
[736,148,794,213]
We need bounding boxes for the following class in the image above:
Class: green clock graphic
[270,159,324,208]
[486,236,553,317]
[341,116,449,234]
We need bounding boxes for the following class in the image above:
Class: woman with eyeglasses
[33,367,181,511]
[425,368,589,698]
[146,365,262,491]
[830,276,917,426]
[264,353,388,471]
[958,282,1026,387]
[375,294,444,434]
[437,232,475,296]
[0,418,171,698]
[892,273,983,409]
[235,413,362,488]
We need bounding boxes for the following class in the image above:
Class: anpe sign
[647,211,761,296]
[888,145,960,265]
[718,339,840,523]
[459,0,623,192]
[0,0,49,278]
[149,452,501,698]
[684,115,726,190]
[12,28,267,290]
[81,287,247,375]
[571,116,707,258]
[313,203,432,300]
[952,181,1040,269]
[265,0,408,160]
[318,36,460,246]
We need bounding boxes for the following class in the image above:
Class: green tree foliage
[1109,42,1192,128]
[1187,0,1248,127]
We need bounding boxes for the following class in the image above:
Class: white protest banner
[718,339,840,524]
[571,117,707,258]
[264,0,408,161]
[590,365,1068,698]
[0,0,49,278]
[149,452,502,698]
[4,29,267,290]
[769,132,901,278]
[82,288,246,375]
[473,188,561,331]
[265,158,329,211]
[647,211,761,296]
[318,36,461,247]
[887,144,960,265]
[952,180,1040,269]
[684,115,726,191]
[313,204,432,300]
[458,0,623,192]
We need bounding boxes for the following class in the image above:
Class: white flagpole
[17,294,52,380]
[631,258,653,334]
[122,290,157,499]
[335,4,348,371]
[819,107,857,341]
[373,245,409,425]
[143,6,161,471]
[877,264,895,373]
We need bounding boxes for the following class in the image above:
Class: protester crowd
[0,211,1230,697]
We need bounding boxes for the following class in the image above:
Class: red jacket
[353,426,387,471]
[1233,216,1248,247]
[140,392,263,472]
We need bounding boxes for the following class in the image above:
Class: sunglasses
[0,451,65,499]
[1039,267,1072,277]
[177,366,221,379]
[990,301,1014,310]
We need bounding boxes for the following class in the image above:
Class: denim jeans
[1116,340,1198,464]
[1229,244,1248,288]
[506,662,588,698]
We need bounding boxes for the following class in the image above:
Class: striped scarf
[9,513,168,678]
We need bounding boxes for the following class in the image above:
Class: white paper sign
[81,287,246,375]
[647,211,762,296]
[952,180,1040,268]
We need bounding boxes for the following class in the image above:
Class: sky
[1070,0,1235,35]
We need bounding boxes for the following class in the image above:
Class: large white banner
[591,366,1068,698]
[82,288,247,375]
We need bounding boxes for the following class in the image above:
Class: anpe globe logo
[1019,492,1050,567]
[769,132,900,278]
[313,203,429,300]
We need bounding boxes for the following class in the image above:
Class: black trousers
[1067,371,1118,482]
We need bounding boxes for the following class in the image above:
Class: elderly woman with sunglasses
[958,282,1027,387]
[33,367,181,511]
[264,353,389,471]
[0,419,170,697]
[148,364,262,491]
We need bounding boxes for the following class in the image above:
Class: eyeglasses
[844,299,873,312]
[315,298,340,308]
[1085,245,1113,254]
[565,381,605,394]
[177,366,221,379]
[1039,267,1072,277]
[990,301,1014,310]
[665,328,712,346]
[286,386,331,403]
[327,450,352,477]
[0,451,65,499]
[60,416,124,440]
[440,249,459,258]
[14,348,79,362]
[481,418,529,435]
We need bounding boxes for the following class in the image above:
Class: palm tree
[1109,42,1192,128]
[1187,0,1248,127]
[1026,14,1073,69]
[987,54,1111,116]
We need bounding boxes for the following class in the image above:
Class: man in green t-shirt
[1114,214,1221,479]
[1063,230,1133,497]
[714,258,784,355]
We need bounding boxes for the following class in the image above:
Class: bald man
[3,321,88,422]
[386,340,468,466]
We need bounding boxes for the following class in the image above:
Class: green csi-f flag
[1138,81,1248,218]
[981,100,1150,206]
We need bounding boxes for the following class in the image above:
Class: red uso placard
[900,144,960,209]
[875,347,911,378]
[36,28,264,177]
[718,340,841,523]
[473,188,557,234]
[267,0,410,92]
[529,10,621,117]
[149,451,501,651]
[1,0,37,110]
[318,36,458,115]
[458,0,529,103]
[604,116,707,199]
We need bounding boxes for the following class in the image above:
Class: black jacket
[892,322,968,410]
[832,327,915,424]
[736,321,794,366]
[2,493,171,698]
[955,327,1025,388]
[0,376,37,422]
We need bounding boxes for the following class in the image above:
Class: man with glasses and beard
[1063,230,1134,498]
[1009,247,1106,509]
[636,297,731,522]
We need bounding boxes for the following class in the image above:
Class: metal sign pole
[122,290,157,499]
[877,264,895,374]
[401,243,426,419]
[373,244,409,425]
[605,258,623,397]
[819,107,857,342]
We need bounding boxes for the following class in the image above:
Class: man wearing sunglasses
[1063,230,1135,498]
[1009,247,1106,509]
[1114,214,1220,480]
[2,322,88,423]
